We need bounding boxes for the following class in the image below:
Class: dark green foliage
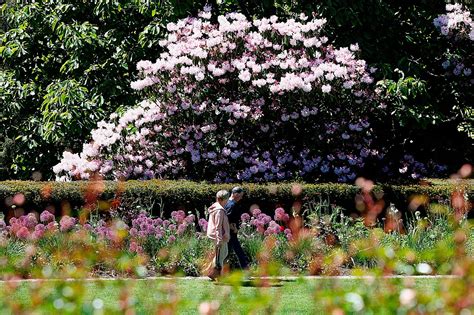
[0,0,207,180]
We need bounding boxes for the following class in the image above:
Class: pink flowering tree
[54,10,379,182]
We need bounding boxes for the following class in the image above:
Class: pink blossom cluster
[434,4,473,85]
[0,209,205,256]
[274,207,290,222]
[4,211,60,240]
[198,218,208,232]
[92,220,128,244]
[59,215,76,232]
[53,10,380,183]
[127,210,197,253]
[243,207,292,239]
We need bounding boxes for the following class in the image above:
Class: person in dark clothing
[224,186,249,269]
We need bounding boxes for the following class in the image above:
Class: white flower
[416,263,432,274]
[238,70,251,82]
[321,84,332,93]
[345,293,364,311]
[195,72,205,81]
[399,289,416,307]
[350,43,359,51]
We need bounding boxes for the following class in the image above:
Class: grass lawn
[1,276,448,314]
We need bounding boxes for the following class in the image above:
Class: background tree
[1,0,472,181]
[0,0,210,180]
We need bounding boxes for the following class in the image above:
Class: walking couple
[206,186,249,280]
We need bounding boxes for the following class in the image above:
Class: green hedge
[0,180,472,217]
[1,180,473,216]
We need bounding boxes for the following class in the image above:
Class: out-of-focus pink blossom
[16,226,30,239]
[40,210,55,224]
[59,216,76,232]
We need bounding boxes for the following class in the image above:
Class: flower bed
[1,198,471,278]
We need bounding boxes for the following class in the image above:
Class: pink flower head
[25,213,38,229]
[241,213,251,222]
[184,214,195,224]
[16,226,30,240]
[258,213,272,224]
[198,218,208,232]
[171,210,186,223]
[274,207,289,222]
[129,227,138,237]
[46,221,58,233]
[168,235,176,243]
[40,210,55,224]
[59,215,76,232]
[177,223,187,235]
[251,208,262,217]
[32,224,46,240]
[129,241,143,253]
[155,230,163,239]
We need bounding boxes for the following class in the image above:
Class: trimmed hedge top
[0,180,472,218]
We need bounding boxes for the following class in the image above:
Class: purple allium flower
[40,210,55,224]
[177,223,187,235]
[171,210,186,223]
[184,214,195,224]
[274,207,289,222]
[59,216,76,232]
[25,213,38,229]
[46,221,58,233]
[258,213,272,224]
[32,224,46,240]
[129,241,143,253]
[16,226,30,239]
[129,227,138,237]
[198,218,208,232]
[241,213,251,222]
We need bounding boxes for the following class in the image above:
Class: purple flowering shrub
[434,4,473,84]
[433,4,473,138]
[54,10,382,183]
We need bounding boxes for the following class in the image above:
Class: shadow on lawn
[213,278,296,287]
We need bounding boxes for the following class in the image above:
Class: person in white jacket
[206,190,230,279]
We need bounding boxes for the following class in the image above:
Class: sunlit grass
[2,277,448,314]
